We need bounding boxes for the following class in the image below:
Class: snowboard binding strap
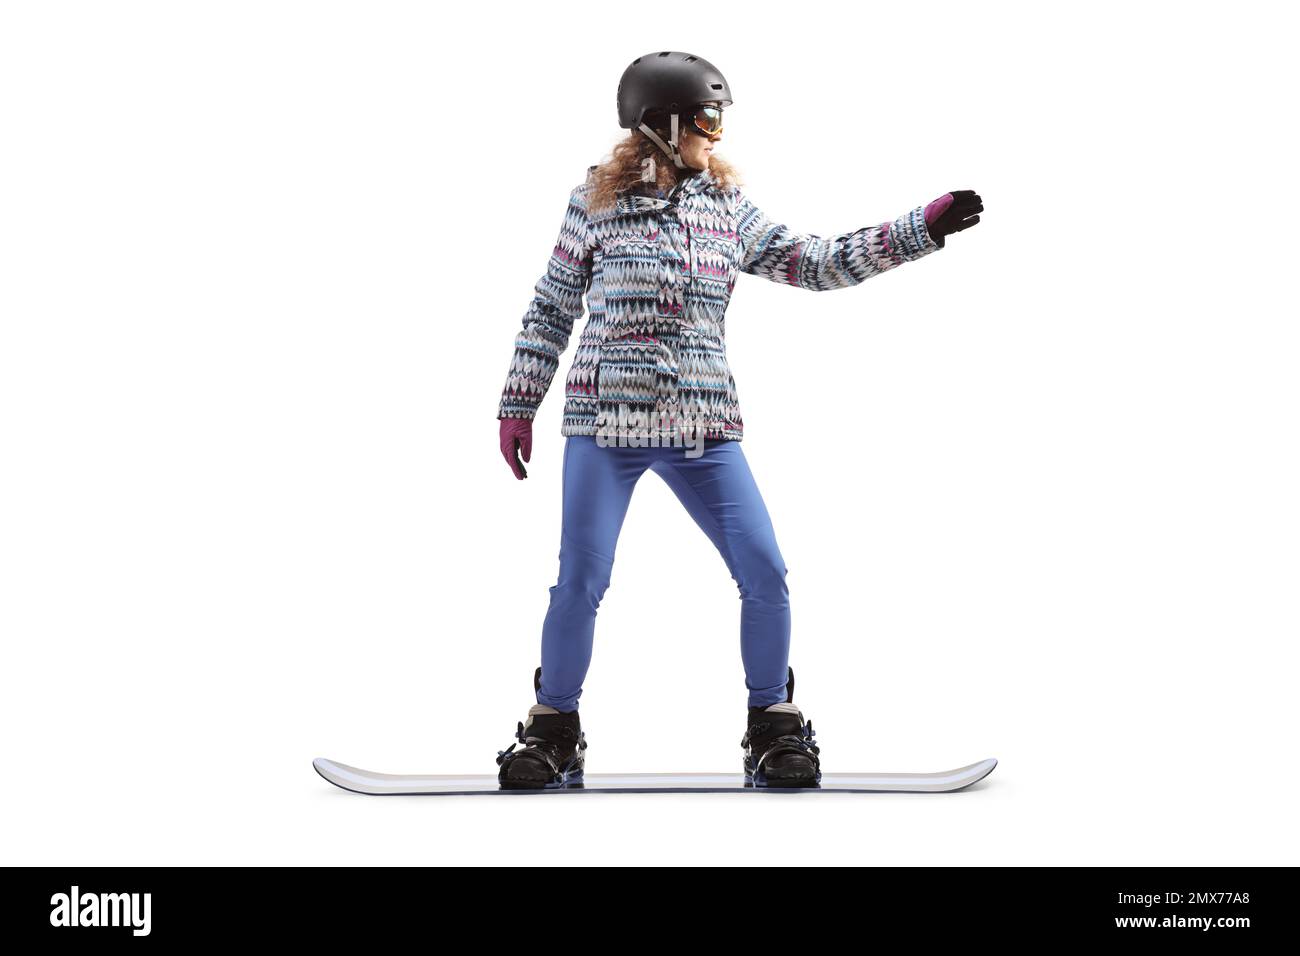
[744,719,822,776]
[496,720,588,779]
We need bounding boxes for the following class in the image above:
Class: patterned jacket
[497,164,941,443]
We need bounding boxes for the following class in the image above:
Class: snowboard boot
[741,666,822,788]
[495,667,587,790]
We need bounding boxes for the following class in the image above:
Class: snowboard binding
[741,667,822,789]
[496,667,587,791]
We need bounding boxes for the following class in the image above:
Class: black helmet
[617,51,733,169]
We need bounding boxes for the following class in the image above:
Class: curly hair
[586,117,742,214]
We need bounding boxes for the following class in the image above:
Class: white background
[3,0,1296,866]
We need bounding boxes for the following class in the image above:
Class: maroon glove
[499,417,533,480]
[924,193,953,229]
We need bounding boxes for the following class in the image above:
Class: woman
[494,51,983,789]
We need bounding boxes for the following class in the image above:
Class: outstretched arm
[497,183,595,420]
[734,187,943,291]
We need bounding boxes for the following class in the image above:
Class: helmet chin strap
[637,111,688,169]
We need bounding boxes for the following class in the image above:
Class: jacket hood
[591,165,720,219]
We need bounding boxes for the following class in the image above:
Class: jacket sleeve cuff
[497,403,539,421]
[890,205,942,261]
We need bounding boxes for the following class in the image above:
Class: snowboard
[313,756,997,795]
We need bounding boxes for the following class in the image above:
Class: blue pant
[537,435,791,712]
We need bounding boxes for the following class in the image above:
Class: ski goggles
[686,104,724,137]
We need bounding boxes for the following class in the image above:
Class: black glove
[924,190,983,248]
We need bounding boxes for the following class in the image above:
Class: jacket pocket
[595,334,679,434]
